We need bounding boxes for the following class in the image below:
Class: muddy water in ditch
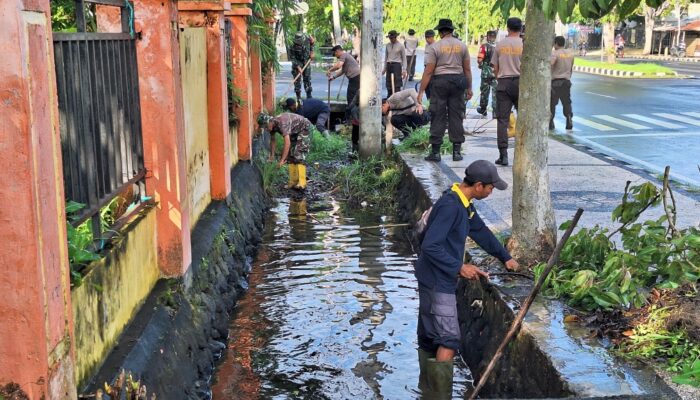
[211,198,471,399]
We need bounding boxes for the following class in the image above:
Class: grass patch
[307,129,347,162]
[256,158,287,196]
[575,58,675,75]
[619,305,700,376]
[396,127,452,155]
[332,157,402,211]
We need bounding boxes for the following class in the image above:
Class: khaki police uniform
[492,36,523,152]
[424,36,470,147]
[550,48,574,126]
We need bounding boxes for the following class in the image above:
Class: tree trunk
[604,21,616,63]
[358,0,382,158]
[509,0,557,266]
[644,6,655,55]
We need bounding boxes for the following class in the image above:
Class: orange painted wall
[205,11,231,199]
[133,0,192,276]
[0,0,76,397]
[228,11,253,163]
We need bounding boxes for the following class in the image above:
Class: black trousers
[346,75,360,105]
[496,76,519,150]
[391,112,428,136]
[550,78,572,120]
[407,55,416,79]
[429,74,466,145]
[386,62,403,96]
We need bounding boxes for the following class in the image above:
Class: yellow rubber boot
[285,164,298,189]
[295,164,307,190]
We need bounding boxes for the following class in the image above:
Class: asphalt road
[276,53,700,187]
[552,68,700,187]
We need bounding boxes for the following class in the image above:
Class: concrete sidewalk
[400,111,700,233]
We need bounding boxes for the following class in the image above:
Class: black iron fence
[53,0,144,236]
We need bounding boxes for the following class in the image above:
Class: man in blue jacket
[415,160,519,397]
[283,97,330,136]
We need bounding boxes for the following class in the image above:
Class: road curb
[627,55,700,63]
[573,65,678,78]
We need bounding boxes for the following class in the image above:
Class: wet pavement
[211,198,471,399]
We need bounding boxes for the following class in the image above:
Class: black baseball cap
[464,160,508,190]
[425,30,435,38]
[387,30,399,38]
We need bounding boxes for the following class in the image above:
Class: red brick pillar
[227,2,253,161]
[0,0,77,397]
[133,0,192,276]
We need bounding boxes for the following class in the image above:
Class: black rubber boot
[306,90,313,99]
[476,106,487,116]
[495,148,508,166]
[425,144,441,162]
[452,143,463,161]
[549,119,555,130]
[566,115,573,130]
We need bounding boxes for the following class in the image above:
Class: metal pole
[332,0,343,45]
[359,0,383,158]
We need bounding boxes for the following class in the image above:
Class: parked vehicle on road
[670,42,686,58]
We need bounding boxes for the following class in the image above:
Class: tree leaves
[493,0,626,20]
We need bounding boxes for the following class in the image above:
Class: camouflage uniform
[289,32,313,99]
[271,113,311,163]
[477,39,497,116]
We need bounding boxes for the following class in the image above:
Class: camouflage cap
[257,112,272,126]
[293,32,306,45]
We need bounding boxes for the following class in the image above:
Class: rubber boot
[549,119,555,130]
[495,148,508,166]
[285,164,299,189]
[423,357,454,400]
[417,348,436,393]
[424,144,441,162]
[452,143,463,161]
[306,90,313,99]
[295,164,307,190]
[566,115,573,130]
[476,106,487,116]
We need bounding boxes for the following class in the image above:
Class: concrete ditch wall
[82,161,268,398]
[396,152,680,399]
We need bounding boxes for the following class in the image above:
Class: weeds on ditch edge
[396,127,452,155]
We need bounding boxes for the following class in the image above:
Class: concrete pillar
[226,3,254,163]
[0,0,77,398]
[205,10,232,199]
[133,0,192,276]
[250,36,264,130]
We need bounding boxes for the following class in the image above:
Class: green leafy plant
[536,179,700,311]
[65,201,100,286]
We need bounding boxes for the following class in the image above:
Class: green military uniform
[477,38,497,117]
[289,32,313,100]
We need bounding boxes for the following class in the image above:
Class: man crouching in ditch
[258,112,311,190]
[415,160,519,397]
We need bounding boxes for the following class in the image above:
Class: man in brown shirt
[383,30,407,96]
[416,18,472,162]
[381,88,429,139]
[328,45,360,106]
[492,17,523,166]
[550,36,574,130]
